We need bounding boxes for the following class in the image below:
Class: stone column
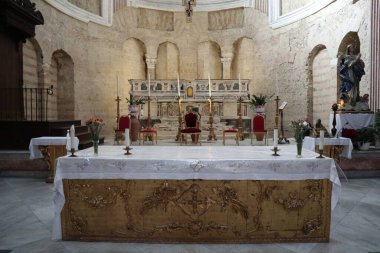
[221,53,233,79]
[371,0,380,110]
[145,57,157,79]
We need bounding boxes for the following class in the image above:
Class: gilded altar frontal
[61,179,331,243]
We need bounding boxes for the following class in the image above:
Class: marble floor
[0,177,379,253]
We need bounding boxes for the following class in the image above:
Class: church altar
[303,136,353,159]
[53,146,340,243]
[329,113,374,136]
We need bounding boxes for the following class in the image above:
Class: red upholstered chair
[114,115,130,143]
[139,128,158,145]
[251,114,267,145]
[223,129,239,145]
[181,112,201,145]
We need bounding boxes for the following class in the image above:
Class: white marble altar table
[53,145,341,240]
[304,136,353,159]
[29,136,79,159]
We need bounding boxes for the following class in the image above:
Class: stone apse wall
[27,0,371,138]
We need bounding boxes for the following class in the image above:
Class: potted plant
[248,94,273,113]
[126,95,145,142]
[354,127,376,151]
[375,109,380,148]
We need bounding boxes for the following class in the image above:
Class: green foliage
[248,94,274,106]
[126,95,145,105]
[354,127,376,143]
[375,109,380,137]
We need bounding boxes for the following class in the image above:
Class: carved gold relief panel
[61,179,331,243]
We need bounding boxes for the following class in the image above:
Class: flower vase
[296,140,303,158]
[93,140,99,155]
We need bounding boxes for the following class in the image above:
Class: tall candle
[319,130,325,150]
[274,129,278,148]
[177,74,180,97]
[117,75,119,97]
[208,73,211,97]
[148,73,151,97]
[70,124,75,150]
[125,129,130,146]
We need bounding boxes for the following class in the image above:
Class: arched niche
[123,38,147,79]
[197,41,222,79]
[156,42,179,79]
[23,38,44,89]
[231,37,254,79]
[51,50,75,120]
[307,44,335,126]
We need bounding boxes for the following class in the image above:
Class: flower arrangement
[291,119,311,143]
[126,95,145,105]
[86,117,105,141]
[247,94,274,106]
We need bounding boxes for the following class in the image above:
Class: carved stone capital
[221,57,232,65]
[146,58,157,69]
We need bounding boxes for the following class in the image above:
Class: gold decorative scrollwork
[276,191,305,210]
[212,183,248,219]
[303,216,322,235]
[140,181,180,214]
[72,183,121,209]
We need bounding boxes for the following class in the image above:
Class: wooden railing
[0,85,53,121]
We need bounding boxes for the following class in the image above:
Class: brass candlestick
[115,96,122,143]
[271,147,280,156]
[237,96,244,141]
[175,96,183,141]
[69,148,76,157]
[147,96,152,129]
[124,146,132,155]
[316,149,324,158]
[208,96,217,141]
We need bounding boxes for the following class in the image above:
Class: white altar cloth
[329,113,374,136]
[29,137,79,159]
[303,137,353,159]
[53,145,341,240]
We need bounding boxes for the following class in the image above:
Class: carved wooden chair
[114,115,130,144]
[180,112,201,145]
[251,114,267,145]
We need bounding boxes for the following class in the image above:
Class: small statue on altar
[338,44,365,110]
[315,119,330,138]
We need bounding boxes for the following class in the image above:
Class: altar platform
[53,146,340,243]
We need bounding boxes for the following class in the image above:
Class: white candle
[319,130,325,150]
[274,129,278,148]
[148,73,151,97]
[70,124,75,150]
[125,129,130,146]
[208,73,211,97]
[177,74,180,97]
[117,75,119,97]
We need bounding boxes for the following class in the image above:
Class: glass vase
[296,140,303,158]
[93,140,99,155]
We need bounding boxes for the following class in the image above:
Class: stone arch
[51,49,75,120]
[123,38,147,79]
[23,38,44,88]
[307,44,336,126]
[156,41,179,79]
[231,37,254,79]
[197,41,222,79]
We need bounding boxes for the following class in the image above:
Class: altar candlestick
[274,129,278,148]
[238,73,241,96]
[177,74,180,96]
[70,124,75,150]
[117,75,119,97]
[148,73,151,97]
[208,74,211,97]
[319,130,325,150]
[125,129,130,146]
